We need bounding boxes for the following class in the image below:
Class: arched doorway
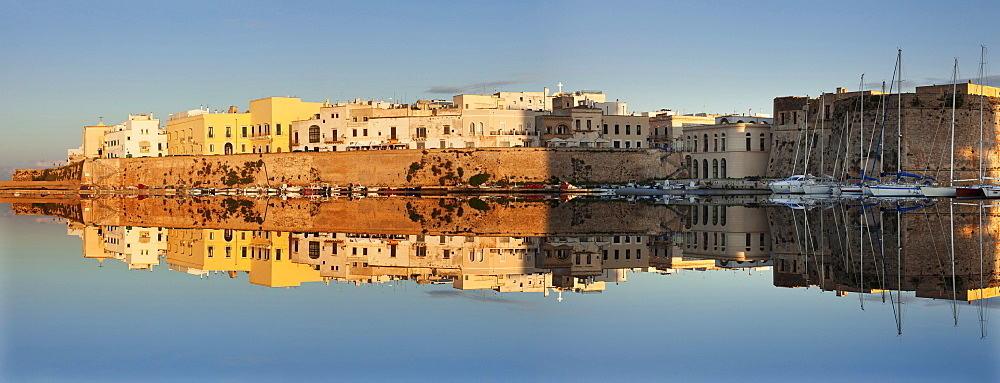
[224,143,233,155]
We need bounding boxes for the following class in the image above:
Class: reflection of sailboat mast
[978,201,988,339]
[894,206,903,335]
[950,199,958,326]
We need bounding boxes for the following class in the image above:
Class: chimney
[227,105,239,114]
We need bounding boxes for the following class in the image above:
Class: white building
[103,114,168,158]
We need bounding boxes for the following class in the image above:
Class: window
[702,159,708,179]
[615,124,620,134]
[276,124,282,136]
[242,126,247,137]
[721,158,727,178]
[586,120,592,130]
[603,124,608,134]
[746,133,752,151]
[760,133,766,151]
[720,133,726,151]
[712,159,719,178]
[692,157,699,178]
[713,134,718,151]
[575,119,581,130]
[309,126,320,143]
[225,126,232,138]
[636,125,641,135]
[703,134,708,152]
[444,125,451,135]
[308,241,320,259]
[208,127,214,138]
[363,129,368,136]
[626,125,631,135]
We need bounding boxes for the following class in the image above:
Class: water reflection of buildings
[68,222,166,270]
[65,222,772,293]
[768,202,1000,302]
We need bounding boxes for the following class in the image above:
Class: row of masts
[771,46,995,198]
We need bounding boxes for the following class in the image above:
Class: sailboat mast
[859,75,866,179]
[804,97,811,175]
[820,94,826,176]
[896,50,903,176]
[979,46,986,182]
[950,58,958,186]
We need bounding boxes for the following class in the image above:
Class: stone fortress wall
[769,91,1000,183]
[33,147,681,188]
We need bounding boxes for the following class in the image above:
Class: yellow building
[166,108,252,155]
[248,97,324,154]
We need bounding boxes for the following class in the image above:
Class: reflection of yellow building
[167,109,252,156]
[245,231,321,287]
[167,229,252,274]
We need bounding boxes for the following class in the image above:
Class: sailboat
[922,58,962,197]
[956,47,999,198]
[770,96,837,195]
[868,50,930,197]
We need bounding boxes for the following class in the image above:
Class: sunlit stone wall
[78,147,678,188]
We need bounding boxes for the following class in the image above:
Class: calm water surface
[0,195,997,381]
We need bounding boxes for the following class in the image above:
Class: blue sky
[1,0,998,172]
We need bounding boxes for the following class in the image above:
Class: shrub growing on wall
[468,173,490,186]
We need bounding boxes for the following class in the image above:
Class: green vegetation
[467,197,490,211]
[468,173,490,186]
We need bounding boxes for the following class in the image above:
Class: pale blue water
[0,201,997,382]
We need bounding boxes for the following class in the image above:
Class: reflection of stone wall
[767,203,1000,298]
[80,148,676,188]
[67,196,684,236]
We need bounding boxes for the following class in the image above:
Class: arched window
[702,159,708,180]
[746,133,752,151]
[703,134,708,152]
[721,158,727,178]
[692,156,698,178]
[712,206,718,226]
[736,120,744,123]
[478,122,484,134]
[713,134,718,152]
[470,122,475,134]
[308,125,320,143]
[712,159,719,178]
[720,206,727,226]
[721,133,726,151]
[692,136,697,152]
[720,118,729,124]
[760,133,766,151]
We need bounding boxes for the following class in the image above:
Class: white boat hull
[919,186,957,197]
[803,184,835,195]
[867,184,924,197]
